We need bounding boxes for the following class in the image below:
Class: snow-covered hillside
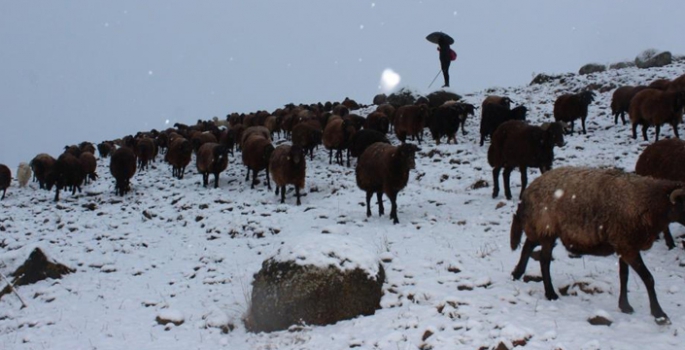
[2,62,685,350]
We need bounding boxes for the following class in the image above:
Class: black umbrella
[426,31,454,45]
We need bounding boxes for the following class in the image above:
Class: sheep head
[581,90,596,105]
[290,145,304,165]
[541,122,566,147]
[396,144,420,170]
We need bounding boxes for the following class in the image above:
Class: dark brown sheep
[553,90,596,134]
[191,132,218,153]
[668,73,685,92]
[649,78,671,90]
[479,104,528,146]
[376,104,396,131]
[242,135,275,189]
[110,147,137,196]
[30,153,56,189]
[79,142,96,155]
[292,122,323,161]
[135,137,157,171]
[342,97,360,110]
[610,85,648,125]
[323,116,355,166]
[196,142,230,188]
[79,152,98,185]
[394,104,430,144]
[364,111,390,134]
[481,95,512,110]
[269,144,306,205]
[332,104,350,117]
[0,164,10,200]
[488,120,565,200]
[635,138,685,249]
[629,88,685,141]
[510,166,685,325]
[241,126,271,149]
[165,137,193,179]
[343,114,366,131]
[97,141,114,158]
[47,153,84,202]
[355,143,419,224]
[64,145,82,158]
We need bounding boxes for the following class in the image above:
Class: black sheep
[428,102,476,144]
[479,104,528,146]
[348,129,390,158]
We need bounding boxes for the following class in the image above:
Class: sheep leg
[539,239,559,300]
[511,239,538,280]
[654,124,661,142]
[245,166,250,182]
[0,189,4,200]
[365,191,373,217]
[623,253,670,324]
[295,186,301,206]
[519,167,528,199]
[503,167,514,200]
[568,121,575,135]
[377,191,384,216]
[346,149,351,167]
[275,186,280,195]
[213,173,220,188]
[618,258,634,314]
[672,122,680,139]
[265,167,271,190]
[581,117,587,134]
[328,149,333,165]
[203,173,209,187]
[631,122,638,139]
[662,226,676,250]
[480,133,485,147]
[492,167,501,198]
[641,124,649,141]
[280,186,286,204]
[388,191,399,224]
[251,169,257,189]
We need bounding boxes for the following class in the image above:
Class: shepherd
[426,31,456,88]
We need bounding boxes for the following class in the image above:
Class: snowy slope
[2,62,685,350]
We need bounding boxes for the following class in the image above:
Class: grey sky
[1,1,683,169]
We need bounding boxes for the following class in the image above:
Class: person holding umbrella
[426,31,456,88]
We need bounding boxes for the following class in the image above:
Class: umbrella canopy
[426,31,454,45]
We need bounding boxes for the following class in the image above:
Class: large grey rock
[426,90,462,108]
[387,87,421,108]
[373,93,387,105]
[609,61,635,70]
[579,63,606,75]
[245,235,385,333]
[635,49,672,69]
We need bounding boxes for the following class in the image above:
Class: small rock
[588,315,612,326]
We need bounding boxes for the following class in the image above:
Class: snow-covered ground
[1,62,685,350]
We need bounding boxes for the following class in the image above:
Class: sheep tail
[510,202,524,251]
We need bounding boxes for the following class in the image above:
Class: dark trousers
[440,58,450,87]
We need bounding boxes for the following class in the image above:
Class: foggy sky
[1,1,683,169]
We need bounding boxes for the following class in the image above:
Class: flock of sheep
[1,71,685,326]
